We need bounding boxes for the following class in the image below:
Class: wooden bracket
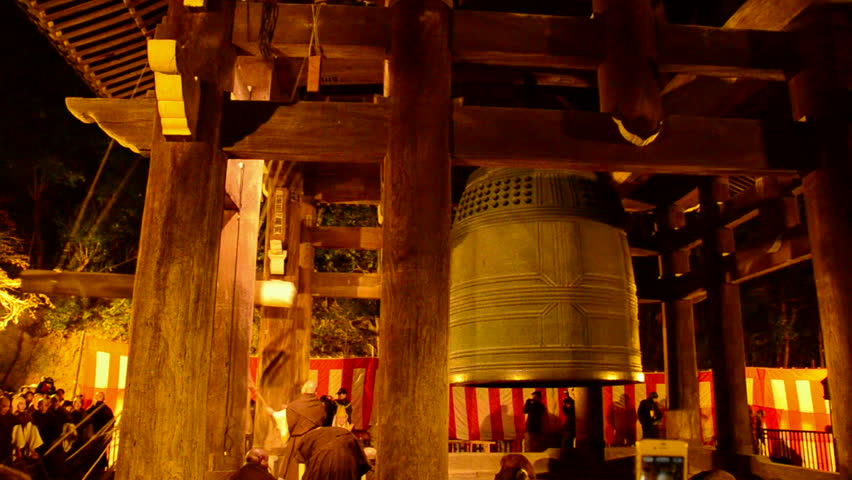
[147,38,199,137]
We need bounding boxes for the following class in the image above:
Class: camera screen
[640,455,685,480]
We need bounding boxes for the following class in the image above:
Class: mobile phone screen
[639,455,685,480]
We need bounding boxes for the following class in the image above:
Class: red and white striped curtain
[83,346,832,449]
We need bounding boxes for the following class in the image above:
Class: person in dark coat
[84,392,114,474]
[31,397,67,478]
[230,448,275,480]
[560,394,576,451]
[296,427,371,480]
[268,380,327,480]
[523,391,547,452]
[319,396,336,427]
[637,391,663,439]
[0,397,20,465]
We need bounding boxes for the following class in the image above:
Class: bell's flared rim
[449,369,646,388]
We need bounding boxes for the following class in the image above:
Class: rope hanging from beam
[258,0,279,60]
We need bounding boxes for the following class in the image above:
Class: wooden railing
[448,439,523,453]
[758,428,836,472]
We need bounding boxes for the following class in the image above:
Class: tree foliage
[0,210,49,329]
[742,262,821,368]
[310,204,379,357]
[41,297,131,341]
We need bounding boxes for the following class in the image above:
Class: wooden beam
[657,24,797,81]
[732,226,810,283]
[303,163,381,203]
[663,299,702,446]
[221,101,387,163]
[65,96,154,155]
[662,0,815,95]
[452,10,602,69]
[720,176,799,228]
[306,226,382,250]
[116,4,233,479]
[25,270,386,301]
[594,0,663,140]
[20,270,135,298]
[67,98,840,175]
[787,9,852,471]
[207,159,262,473]
[233,3,389,60]
[637,269,704,303]
[310,272,381,299]
[232,4,811,80]
[452,107,813,174]
[699,177,754,464]
[380,1,451,479]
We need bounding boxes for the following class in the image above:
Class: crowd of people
[0,377,115,480]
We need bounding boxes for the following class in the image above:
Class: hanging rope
[258,0,279,60]
[287,2,323,102]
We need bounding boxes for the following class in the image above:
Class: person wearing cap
[637,391,663,439]
[334,388,353,427]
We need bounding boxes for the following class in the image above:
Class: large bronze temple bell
[449,168,642,386]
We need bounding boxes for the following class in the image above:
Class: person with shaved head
[230,448,275,480]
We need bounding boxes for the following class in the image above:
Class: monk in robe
[268,381,327,480]
[297,427,371,480]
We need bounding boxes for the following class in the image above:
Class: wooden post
[253,170,313,463]
[787,6,851,476]
[593,0,662,140]
[574,386,605,467]
[116,3,233,478]
[657,206,701,445]
[662,300,701,445]
[378,0,451,478]
[207,159,263,475]
[699,178,753,468]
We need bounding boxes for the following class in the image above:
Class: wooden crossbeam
[452,107,811,174]
[629,178,802,253]
[19,269,384,301]
[732,226,811,283]
[231,4,808,81]
[20,270,135,298]
[305,226,382,250]
[662,0,816,96]
[67,98,832,175]
[309,272,380,299]
[303,163,381,204]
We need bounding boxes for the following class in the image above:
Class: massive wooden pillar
[787,6,851,476]
[699,178,753,467]
[207,160,263,475]
[378,0,451,478]
[116,4,233,479]
[658,206,701,445]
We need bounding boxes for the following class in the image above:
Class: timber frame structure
[15,0,851,479]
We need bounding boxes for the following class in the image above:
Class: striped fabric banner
[81,340,832,459]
